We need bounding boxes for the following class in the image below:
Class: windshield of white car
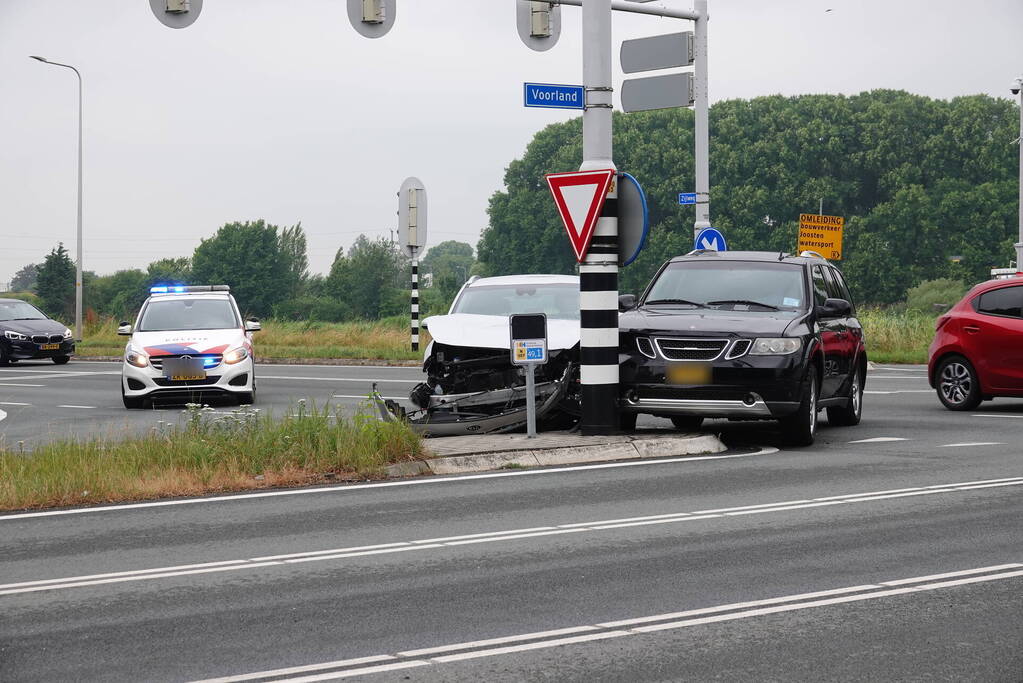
[0,301,47,321]
[138,298,240,331]
[452,284,580,320]
[645,262,806,312]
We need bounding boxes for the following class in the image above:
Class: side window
[976,286,1023,319]
[811,266,828,307]
[820,266,841,299]
[829,267,855,311]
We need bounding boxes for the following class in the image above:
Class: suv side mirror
[117,322,132,336]
[245,318,261,332]
[817,298,851,318]
[618,294,638,311]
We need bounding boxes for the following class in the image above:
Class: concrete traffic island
[386,429,727,476]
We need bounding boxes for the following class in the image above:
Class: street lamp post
[30,56,83,341]
[1014,76,1023,274]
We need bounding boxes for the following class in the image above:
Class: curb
[386,433,727,477]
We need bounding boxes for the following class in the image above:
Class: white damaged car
[374,274,581,436]
[119,285,260,408]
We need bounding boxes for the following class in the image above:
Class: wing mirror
[117,322,132,336]
[244,318,261,332]
[618,294,638,311]
[817,298,851,318]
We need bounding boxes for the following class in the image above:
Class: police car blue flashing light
[149,285,230,294]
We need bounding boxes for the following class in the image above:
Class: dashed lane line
[332,394,407,401]
[864,390,932,394]
[0,383,45,387]
[938,442,1005,448]
[260,376,418,383]
[0,402,30,406]
[191,563,1023,682]
[3,476,1020,596]
[56,405,96,409]
[0,409,5,423]
[972,414,1023,419]
[847,437,910,444]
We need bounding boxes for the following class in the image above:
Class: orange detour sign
[798,213,844,260]
[545,169,616,262]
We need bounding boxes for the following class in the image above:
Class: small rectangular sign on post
[524,82,585,110]
[620,32,694,74]
[678,192,697,205]
[798,213,844,260]
[621,72,694,113]
[510,313,548,438]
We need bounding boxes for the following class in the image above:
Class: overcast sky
[1,0,1020,286]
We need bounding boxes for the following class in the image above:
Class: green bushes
[904,278,969,313]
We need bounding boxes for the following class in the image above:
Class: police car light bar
[150,285,231,294]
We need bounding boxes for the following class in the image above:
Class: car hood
[1,319,68,336]
[424,313,580,351]
[620,307,802,337]
[128,329,247,357]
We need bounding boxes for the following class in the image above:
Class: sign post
[398,177,428,351]
[797,213,844,260]
[509,314,548,438]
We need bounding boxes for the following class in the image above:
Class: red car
[928,276,1023,410]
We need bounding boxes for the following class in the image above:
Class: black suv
[0,298,75,365]
[618,250,867,446]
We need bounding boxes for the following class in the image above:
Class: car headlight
[4,330,28,341]
[223,346,249,365]
[749,338,801,355]
[63,328,73,339]
[125,347,149,368]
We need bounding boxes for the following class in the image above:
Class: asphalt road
[2,364,1022,681]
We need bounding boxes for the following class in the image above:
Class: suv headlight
[223,346,249,365]
[63,328,73,339]
[750,338,801,355]
[125,346,149,368]
[4,330,28,341]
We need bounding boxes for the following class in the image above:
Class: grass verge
[77,317,430,361]
[858,308,935,365]
[0,402,425,511]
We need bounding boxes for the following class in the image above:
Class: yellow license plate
[40,343,60,350]
[667,364,711,384]
[171,374,206,381]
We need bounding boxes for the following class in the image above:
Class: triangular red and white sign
[545,169,616,263]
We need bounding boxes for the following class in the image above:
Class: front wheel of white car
[121,384,145,409]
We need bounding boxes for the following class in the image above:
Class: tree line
[478,90,1021,304]
[10,221,476,324]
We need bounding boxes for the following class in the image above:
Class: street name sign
[678,192,697,205]
[621,72,694,113]
[798,213,844,260]
[524,83,585,110]
[695,227,727,251]
[545,169,616,262]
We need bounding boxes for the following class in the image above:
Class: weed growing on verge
[0,403,424,511]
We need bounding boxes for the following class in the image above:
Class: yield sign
[545,169,616,263]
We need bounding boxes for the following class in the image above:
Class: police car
[119,285,259,408]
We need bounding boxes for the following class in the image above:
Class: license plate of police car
[667,363,711,384]
[164,357,205,381]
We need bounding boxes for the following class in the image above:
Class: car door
[812,265,845,399]
[823,265,857,383]
[971,284,1023,391]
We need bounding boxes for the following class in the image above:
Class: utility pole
[692,0,710,240]
[1015,77,1023,273]
[578,0,619,435]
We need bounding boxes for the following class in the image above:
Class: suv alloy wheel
[827,366,864,426]
[781,372,817,447]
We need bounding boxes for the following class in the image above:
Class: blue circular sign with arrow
[694,227,727,252]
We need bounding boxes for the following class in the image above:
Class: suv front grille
[32,335,64,344]
[149,354,223,371]
[655,338,728,361]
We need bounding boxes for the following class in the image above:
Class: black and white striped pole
[410,249,419,352]
[398,176,427,354]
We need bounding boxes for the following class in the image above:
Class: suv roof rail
[798,250,826,260]
[685,249,721,256]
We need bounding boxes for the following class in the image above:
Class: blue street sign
[678,192,697,205]
[524,82,585,110]
[695,227,727,252]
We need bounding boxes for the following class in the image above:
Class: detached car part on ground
[618,250,868,447]
[373,275,581,437]
[0,299,75,366]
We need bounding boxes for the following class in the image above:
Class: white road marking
[864,390,933,394]
[847,437,910,443]
[867,375,930,380]
[260,376,417,383]
[57,405,95,409]
[191,563,1023,682]
[0,447,780,521]
[4,476,1021,596]
[0,371,119,380]
[0,401,31,406]
[972,414,1023,419]
[0,408,5,423]
[938,442,1005,448]
[0,383,45,387]
[332,394,407,401]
